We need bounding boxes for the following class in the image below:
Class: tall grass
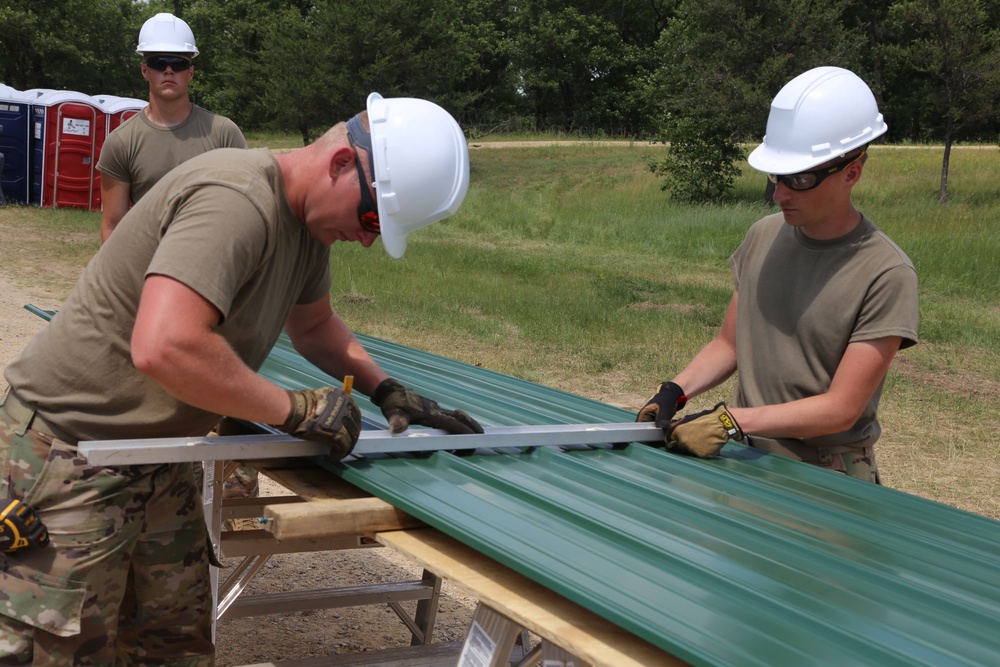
[2,143,998,516]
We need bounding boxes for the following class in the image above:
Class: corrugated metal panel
[24,310,1000,666]
[326,448,1000,667]
[260,332,1000,667]
[262,332,633,428]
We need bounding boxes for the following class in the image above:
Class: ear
[328,146,355,181]
[844,160,864,186]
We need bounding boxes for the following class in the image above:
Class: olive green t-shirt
[5,149,331,441]
[97,104,248,203]
[729,213,919,449]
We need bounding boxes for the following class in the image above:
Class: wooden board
[264,497,425,540]
[250,464,425,539]
[378,529,690,667]
[253,463,372,501]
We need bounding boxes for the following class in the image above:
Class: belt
[1,389,78,444]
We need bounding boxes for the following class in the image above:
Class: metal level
[78,422,665,465]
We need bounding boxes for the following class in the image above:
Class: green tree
[507,2,648,134]
[195,0,500,142]
[886,0,1000,203]
[440,0,520,134]
[181,0,313,129]
[0,0,145,97]
[647,0,863,202]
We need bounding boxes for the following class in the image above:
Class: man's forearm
[672,337,738,399]
[289,316,388,397]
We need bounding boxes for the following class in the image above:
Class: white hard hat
[747,66,886,175]
[136,13,199,58]
[360,92,470,259]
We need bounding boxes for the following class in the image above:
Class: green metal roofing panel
[261,331,635,428]
[324,447,1000,667]
[256,331,1000,667]
[23,309,1000,666]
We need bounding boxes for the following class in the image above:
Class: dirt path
[0,274,58,395]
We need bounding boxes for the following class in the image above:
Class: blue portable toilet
[0,84,31,204]
[25,89,62,205]
[29,90,106,210]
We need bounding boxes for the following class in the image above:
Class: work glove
[281,386,362,462]
[666,402,742,458]
[371,378,484,435]
[637,381,687,428]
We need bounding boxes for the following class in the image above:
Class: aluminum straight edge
[78,422,666,465]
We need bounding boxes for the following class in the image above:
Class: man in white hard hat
[638,67,918,483]
[97,12,247,242]
[0,93,480,664]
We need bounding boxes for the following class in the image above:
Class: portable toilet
[102,96,147,133]
[0,85,31,203]
[30,90,106,211]
[21,88,58,100]
[93,93,121,110]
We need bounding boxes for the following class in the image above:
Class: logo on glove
[718,411,738,436]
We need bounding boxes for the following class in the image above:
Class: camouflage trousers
[747,436,882,484]
[0,403,214,666]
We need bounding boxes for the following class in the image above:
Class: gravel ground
[0,272,476,666]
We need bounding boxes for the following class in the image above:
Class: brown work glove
[281,387,362,462]
[666,402,742,458]
[636,381,687,428]
[371,378,484,435]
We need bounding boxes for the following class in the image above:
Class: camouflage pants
[0,406,214,666]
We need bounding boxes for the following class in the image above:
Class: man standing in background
[97,12,247,242]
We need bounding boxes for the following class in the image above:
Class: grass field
[1,142,997,519]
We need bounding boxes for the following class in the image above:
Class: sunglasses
[346,115,380,235]
[767,151,866,191]
[144,55,192,72]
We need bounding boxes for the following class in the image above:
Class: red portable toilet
[101,96,147,133]
[22,88,58,100]
[93,93,121,112]
[30,90,106,211]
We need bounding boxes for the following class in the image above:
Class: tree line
[2,0,998,202]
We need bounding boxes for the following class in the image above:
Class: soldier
[638,67,918,483]
[1,93,481,664]
[97,12,247,242]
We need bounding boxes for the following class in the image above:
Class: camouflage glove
[281,387,362,462]
[666,402,742,458]
[637,381,687,428]
[371,378,484,435]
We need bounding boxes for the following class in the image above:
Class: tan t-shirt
[729,213,919,449]
[97,104,248,202]
[5,149,331,441]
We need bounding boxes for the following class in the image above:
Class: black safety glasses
[144,55,192,72]
[767,151,866,191]
[346,115,380,235]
